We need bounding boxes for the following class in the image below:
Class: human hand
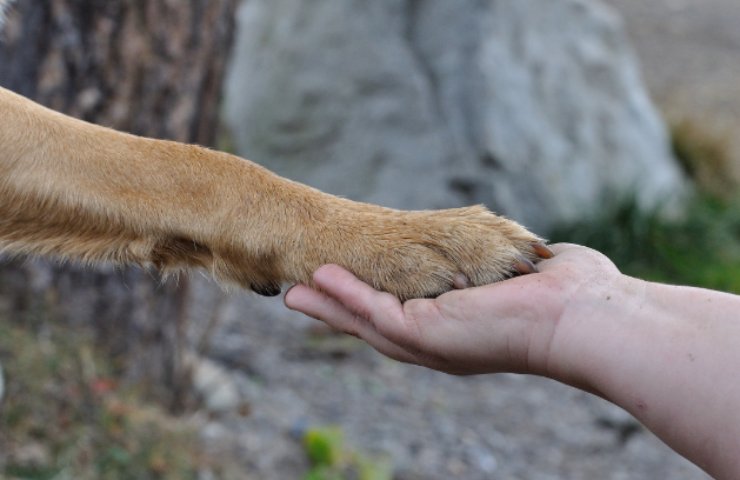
[284,244,623,377]
[286,244,740,477]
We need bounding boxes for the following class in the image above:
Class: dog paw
[309,205,552,301]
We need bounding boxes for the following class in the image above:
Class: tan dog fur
[0,85,544,300]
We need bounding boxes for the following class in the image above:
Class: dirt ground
[196,2,738,478]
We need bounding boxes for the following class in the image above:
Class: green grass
[552,117,740,293]
[550,196,740,293]
[302,426,393,480]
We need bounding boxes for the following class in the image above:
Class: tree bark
[0,0,237,411]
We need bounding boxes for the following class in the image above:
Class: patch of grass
[553,116,740,292]
[302,426,393,480]
[0,320,234,480]
[550,196,740,293]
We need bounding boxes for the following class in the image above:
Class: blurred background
[0,0,737,478]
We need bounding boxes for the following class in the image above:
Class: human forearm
[556,276,740,478]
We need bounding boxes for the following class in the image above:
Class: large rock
[224,0,687,233]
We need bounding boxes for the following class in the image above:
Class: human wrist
[541,270,650,394]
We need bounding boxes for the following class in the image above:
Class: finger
[548,242,582,254]
[312,265,424,348]
[312,264,401,320]
[534,243,585,269]
[284,284,420,364]
[285,283,363,334]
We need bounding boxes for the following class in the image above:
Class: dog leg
[0,87,548,300]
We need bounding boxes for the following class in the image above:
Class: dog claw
[532,242,555,259]
[251,283,282,297]
[513,257,539,275]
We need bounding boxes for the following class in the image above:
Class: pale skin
[285,243,740,480]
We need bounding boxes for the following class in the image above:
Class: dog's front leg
[0,86,320,289]
[0,86,549,301]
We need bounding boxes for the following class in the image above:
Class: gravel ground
[193,2,739,478]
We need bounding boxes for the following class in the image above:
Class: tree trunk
[0,0,237,411]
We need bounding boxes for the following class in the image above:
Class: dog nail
[532,242,555,259]
[513,258,538,275]
[453,273,470,289]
